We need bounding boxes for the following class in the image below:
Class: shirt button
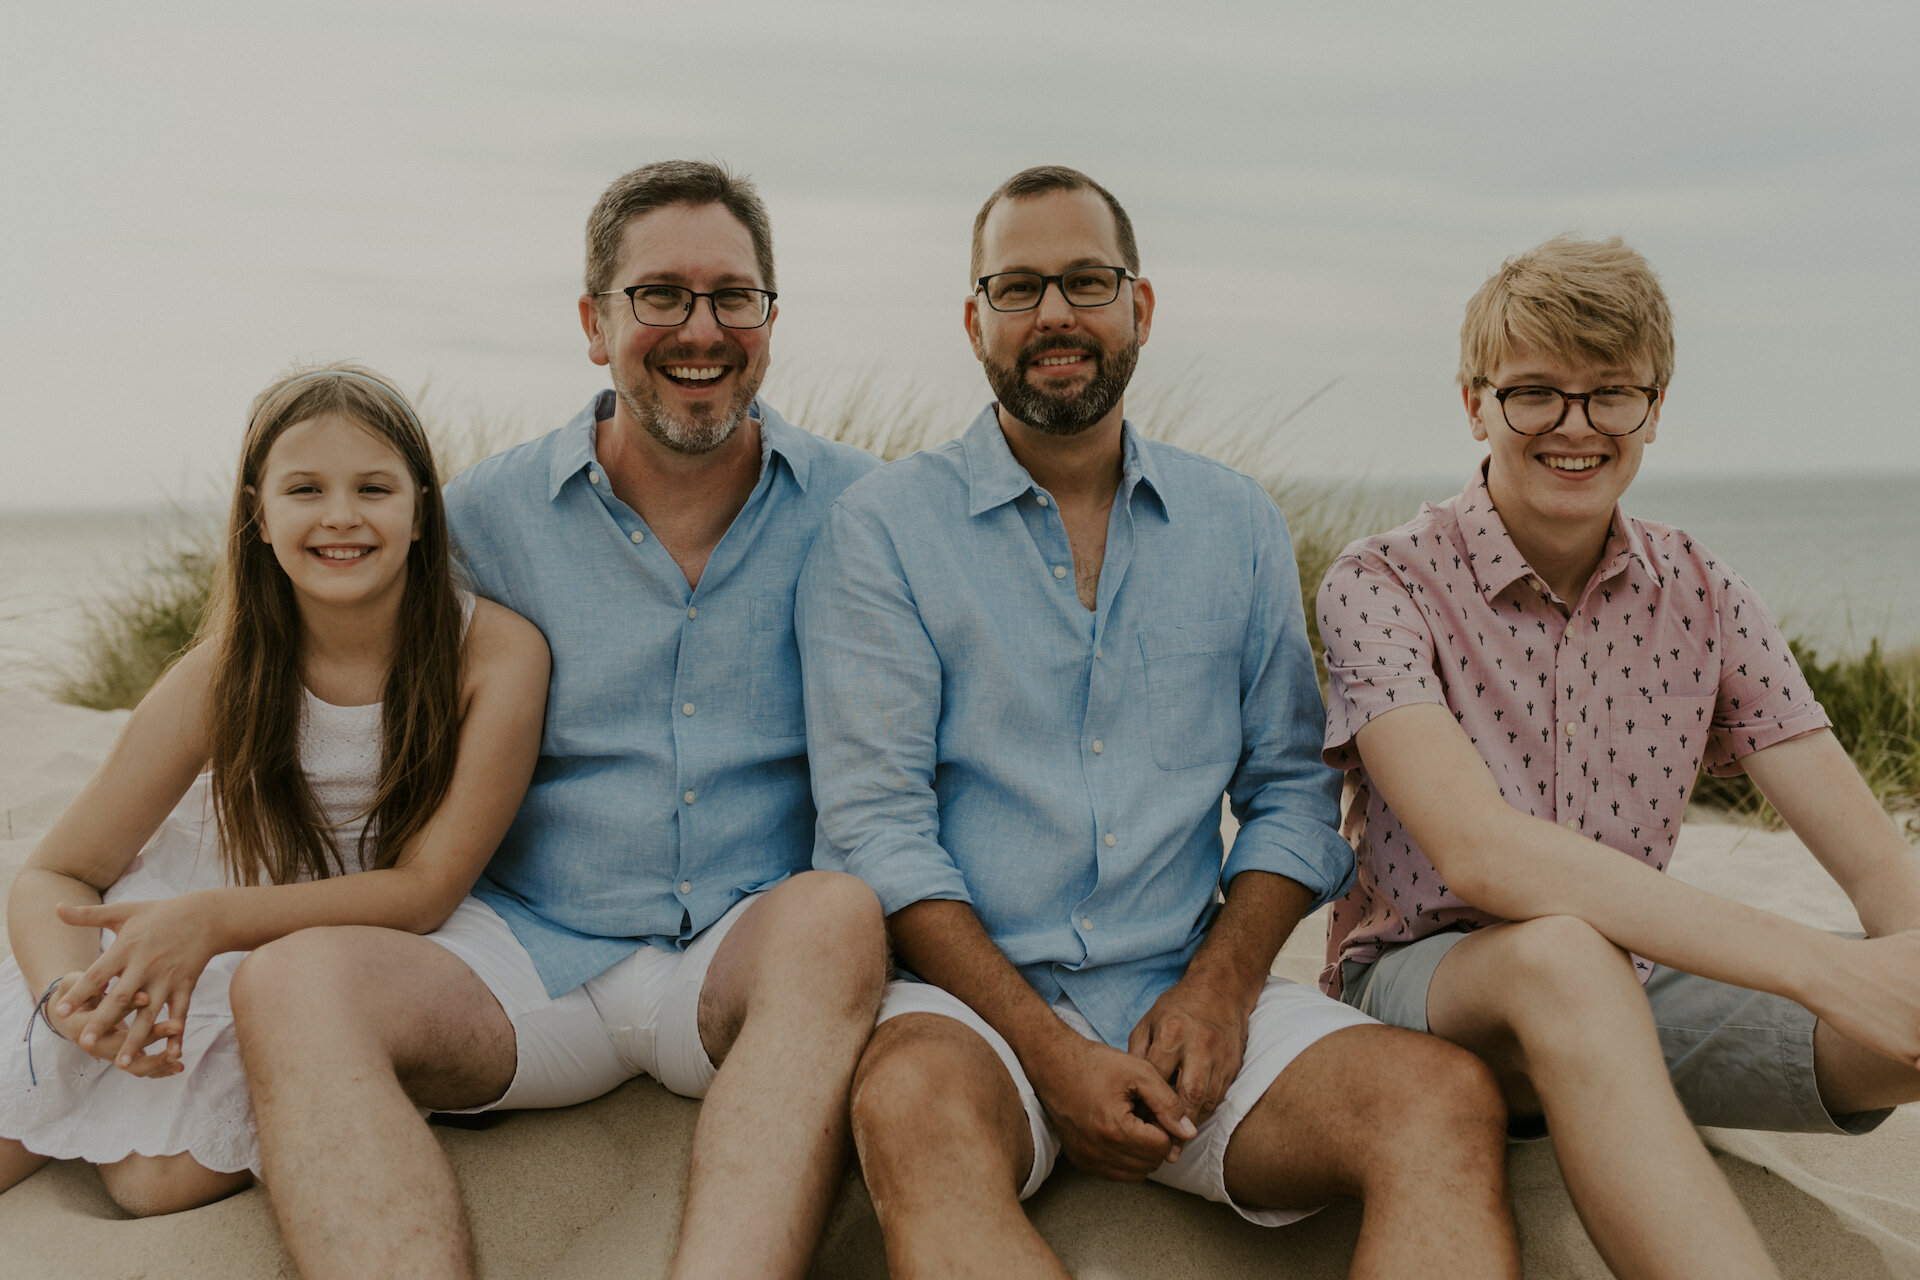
[1091,739,1104,754]
[1103,833,1117,847]
[1081,917,1094,930]
[629,530,644,543]
[687,606,698,619]
[1053,565,1068,579]
[1564,818,1579,831]
[682,702,695,716]
[1094,646,1103,660]
[589,470,601,485]
[683,790,696,804]
[1036,494,1050,507]
[679,880,692,894]
[1564,722,1576,738]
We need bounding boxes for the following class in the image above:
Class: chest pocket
[1138,618,1244,771]
[748,595,805,740]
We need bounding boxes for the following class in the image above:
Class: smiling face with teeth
[253,412,423,613]
[1466,345,1662,591]
[581,201,775,457]
[966,187,1153,439]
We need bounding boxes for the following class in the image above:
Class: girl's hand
[54,895,221,1070]
[40,973,184,1079]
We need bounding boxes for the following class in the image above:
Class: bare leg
[671,871,887,1280]
[231,926,517,1280]
[1426,916,1781,1280]
[1813,1018,1920,1115]
[850,1012,1067,1280]
[98,1151,252,1217]
[1221,1023,1519,1280]
[0,1139,49,1195]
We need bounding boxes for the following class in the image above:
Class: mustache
[1018,335,1102,364]
[648,339,745,366]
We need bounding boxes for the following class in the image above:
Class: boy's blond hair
[1459,235,1674,388]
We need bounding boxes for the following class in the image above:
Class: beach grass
[46,383,1918,832]
[1692,640,1920,829]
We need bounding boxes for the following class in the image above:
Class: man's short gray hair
[584,160,775,297]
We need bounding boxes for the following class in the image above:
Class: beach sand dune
[0,691,1913,1278]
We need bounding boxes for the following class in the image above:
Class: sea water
[0,473,1914,694]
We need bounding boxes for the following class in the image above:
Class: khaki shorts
[428,893,758,1111]
[1340,929,1892,1136]
[876,976,1377,1227]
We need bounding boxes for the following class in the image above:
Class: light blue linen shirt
[797,407,1353,1049]
[447,391,879,996]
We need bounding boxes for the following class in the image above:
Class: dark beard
[983,334,1139,437]
[614,340,758,456]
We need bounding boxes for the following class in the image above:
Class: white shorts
[876,976,1376,1226]
[426,893,759,1111]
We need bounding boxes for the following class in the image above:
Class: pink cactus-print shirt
[1317,467,1829,996]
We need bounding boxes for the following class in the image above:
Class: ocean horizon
[2,469,1914,695]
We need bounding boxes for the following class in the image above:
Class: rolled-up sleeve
[1221,486,1354,907]
[798,500,973,914]
[1318,545,1447,770]
[1702,567,1831,776]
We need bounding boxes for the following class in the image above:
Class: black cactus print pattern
[1314,470,1829,997]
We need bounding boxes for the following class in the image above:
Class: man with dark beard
[231,161,887,1280]
[795,166,1522,1278]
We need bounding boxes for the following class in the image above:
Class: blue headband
[267,369,422,431]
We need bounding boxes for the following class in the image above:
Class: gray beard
[984,335,1139,437]
[615,363,758,456]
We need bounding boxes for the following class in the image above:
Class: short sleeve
[1318,545,1447,770]
[1701,567,1830,776]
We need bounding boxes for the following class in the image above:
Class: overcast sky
[5,0,1918,509]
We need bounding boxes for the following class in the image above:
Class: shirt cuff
[1702,707,1833,777]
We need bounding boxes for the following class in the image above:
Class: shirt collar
[1454,461,1663,602]
[961,404,1167,518]
[546,391,808,501]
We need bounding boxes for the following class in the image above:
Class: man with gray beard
[795,166,1521,1277]
[231,160,887,1280]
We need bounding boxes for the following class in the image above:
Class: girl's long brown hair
[203,362,464,886]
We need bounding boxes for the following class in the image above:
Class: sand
[0,687,1914,1278]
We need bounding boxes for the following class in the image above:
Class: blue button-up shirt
[797,407,1352,1048]
[447,391,879,996]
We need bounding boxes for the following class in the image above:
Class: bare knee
[851,1016,1027,1188]
[99,1154,250,1218]
[1499,916,1641,1027]
[231,926,376,1027]
[1352,1033,1509,1183]
[757,872,888,1011]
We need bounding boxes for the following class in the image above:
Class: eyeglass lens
[984,268,1125,311]
[1503,387,1654,436]
[629,285,771,329]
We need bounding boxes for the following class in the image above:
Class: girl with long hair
[0,363,548,1214]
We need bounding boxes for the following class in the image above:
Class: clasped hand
[49,894,220,1077]
[1028,978,1250,1182]
[1813,930,1920,1070]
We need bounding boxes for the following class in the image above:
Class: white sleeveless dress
[0,690,384,1175]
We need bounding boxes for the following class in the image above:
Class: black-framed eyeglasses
[1489,384,1662,437]
[974,266,1136,312]
[595,284,776,329]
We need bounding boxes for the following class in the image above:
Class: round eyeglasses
[1490,384,1661,436]
[974,266,1135,312]
[595,284,776,329]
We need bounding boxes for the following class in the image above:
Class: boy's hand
[1805,932,1920,1069]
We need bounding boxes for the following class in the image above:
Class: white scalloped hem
[0,959,264,1177]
